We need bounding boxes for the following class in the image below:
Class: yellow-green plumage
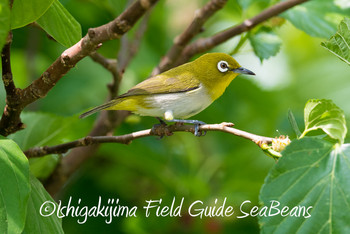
[80,53,254,120]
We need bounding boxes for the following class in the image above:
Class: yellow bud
[272,135,291,152]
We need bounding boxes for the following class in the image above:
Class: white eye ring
[217,61,229,73]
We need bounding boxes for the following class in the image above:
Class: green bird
[80,53,255,136]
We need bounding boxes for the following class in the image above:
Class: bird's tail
[79,99,120,119]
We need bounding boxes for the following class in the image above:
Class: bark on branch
[25,122,274,158]
[0,32,25,135]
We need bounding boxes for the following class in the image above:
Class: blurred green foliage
[0,0,11,48]
[1,0,350,233]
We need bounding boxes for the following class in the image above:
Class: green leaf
[0,0,10,50]
[321,17,350,66]
[9,112,79,150]
[301,99,347,144]
[0,139,30,234]
[282,0,346,38]
[9,112,86,179]
[249,29,282,62]
[259,138,350,233]
[36,0,82,47]
[23,174,63,234]
[11,0,55,29]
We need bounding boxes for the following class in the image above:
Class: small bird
[80,53,255,136]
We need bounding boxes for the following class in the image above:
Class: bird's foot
[168,119,207,137]
[153,117,172,139]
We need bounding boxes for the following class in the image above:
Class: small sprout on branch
[272,135,291,152]
[259,135,291,160]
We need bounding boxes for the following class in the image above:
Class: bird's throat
[205,74,237,101]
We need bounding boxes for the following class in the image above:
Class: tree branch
[89,52,121,98]
[44,3,155,197]
[176,0,309,65]
[0,0,159,136]
[25,122,274,158]
[1,33,15,95]
[89,2,152,99]
[87,5,153,134]
[90,52,118,78]
[152,0,227,75]
[0,32,25,136]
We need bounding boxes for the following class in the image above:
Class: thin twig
[89,52,121,99]
[176,0,309,65]
[89,52,118,77]
[86,4,153,137]
[152,0,228,75]
[25,122,274,158]
[87,52,127,138]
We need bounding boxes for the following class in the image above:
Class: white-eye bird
[80,53,255,136]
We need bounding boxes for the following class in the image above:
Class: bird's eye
[217,61,229,73]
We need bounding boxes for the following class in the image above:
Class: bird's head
[192,53,255,100]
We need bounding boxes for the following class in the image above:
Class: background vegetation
[1,0,350,233]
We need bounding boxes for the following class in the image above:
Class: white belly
[136,85,212,119]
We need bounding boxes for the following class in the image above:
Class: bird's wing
[119,70,201,98]
[80,68,200,119]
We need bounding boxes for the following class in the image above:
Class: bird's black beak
[232,67,255,75]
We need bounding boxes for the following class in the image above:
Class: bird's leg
[156,117,166,125]
[162,111,206,137]
[167,119,207,137]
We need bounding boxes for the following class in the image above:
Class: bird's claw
[194,123,206,137]
[155,118,207,137]
[152,122,172,139]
